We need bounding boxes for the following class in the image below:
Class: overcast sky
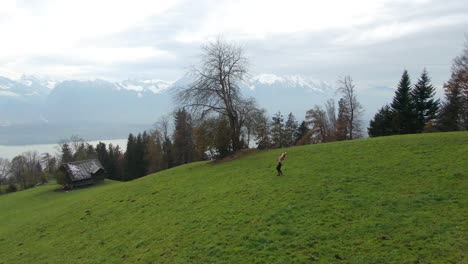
[0,0,467,88]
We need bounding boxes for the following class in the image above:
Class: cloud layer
[0,0,466,87]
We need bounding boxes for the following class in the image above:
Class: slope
[0,132,467,263]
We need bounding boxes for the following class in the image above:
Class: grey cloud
[4,0,467,89]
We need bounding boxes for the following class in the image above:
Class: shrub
[6,184,17,193]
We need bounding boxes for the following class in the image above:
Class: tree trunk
[229,116,242,151]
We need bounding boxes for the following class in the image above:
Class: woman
[276,152,286,176]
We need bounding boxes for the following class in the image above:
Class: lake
[0,139,128,160]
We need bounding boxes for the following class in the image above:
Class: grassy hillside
[0,132,467,263]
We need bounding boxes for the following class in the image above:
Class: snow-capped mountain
[0,76,49,98]
[19,74,58,90]
[249,74,335,94]
[242,74,337,120]
[0,73,394,144]
[116,79,174,95]
[0,73,339,127]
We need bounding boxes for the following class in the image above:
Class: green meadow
[0,132,467,263]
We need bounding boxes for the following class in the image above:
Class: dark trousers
[276,162,283,175]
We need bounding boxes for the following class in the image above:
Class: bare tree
[10,155,27,189]
[238,98,262,147]
[252,109,271,149]
[0,158,10,188]
[41,152,57,174]
[155,115,174,169]
[337,75,363,139]
[176,38,251,151]
[306,105,332,143]
[324,99,337,140]
[22,151,45,185]
[155,115,172,141]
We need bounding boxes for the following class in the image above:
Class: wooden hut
[61,159,106,188]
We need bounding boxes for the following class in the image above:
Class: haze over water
[0,139,127,160]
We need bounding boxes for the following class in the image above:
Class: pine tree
[391,70,417,134]
[107,143,117,180]
[145,133,164,174]
[173,109,194,166]
[96,142,110,176]
[124,133,136,181]
[134,133,148,179]
[109,144,124,181]
[284,112,298,147]
[61,143,73,163]
[412,69,439,132]
[368,105,397,137]
[73,143,87,161]
[439,87,463,131]
[162,135,173,169]
[85,144,97,159]
[294,121,309,145]
[438,38,468,131]
[271,112,286,148]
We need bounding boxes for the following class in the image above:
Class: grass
[0,132,467,263]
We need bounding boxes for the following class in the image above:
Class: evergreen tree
[271,112,286,148]
[96,142,110,175]
[61,143,73,163]
[73,143,88,161]
[294,121,309,145]
[162,135,173,169]
[336,98,350,141]
[284,112,298,147]
[173,109,194,166]
[438,87,463,131]
[108,144,124,181]
[134,133,148,179]
[412,69,439,132]
[86,144,97,159]
[391,70,417,134]
[145,133,164,174]
[438,38,468,131]
[368,105,397,137]
[106,143,117,180]
[124,133,136,181]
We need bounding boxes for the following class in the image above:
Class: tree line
[2,37,466,191]
[0,152,53,193]
[368,39,467,136]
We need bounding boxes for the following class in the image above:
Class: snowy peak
[19,74,57,90]
[0,76,48,98]
[117,79,175,94]
[250,74,334,94]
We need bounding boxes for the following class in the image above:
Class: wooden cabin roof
[62,159,105,182]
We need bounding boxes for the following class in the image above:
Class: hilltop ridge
[0,132,466,263]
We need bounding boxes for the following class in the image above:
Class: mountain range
[0,74,394,145]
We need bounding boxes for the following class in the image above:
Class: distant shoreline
[0,138,128,160]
